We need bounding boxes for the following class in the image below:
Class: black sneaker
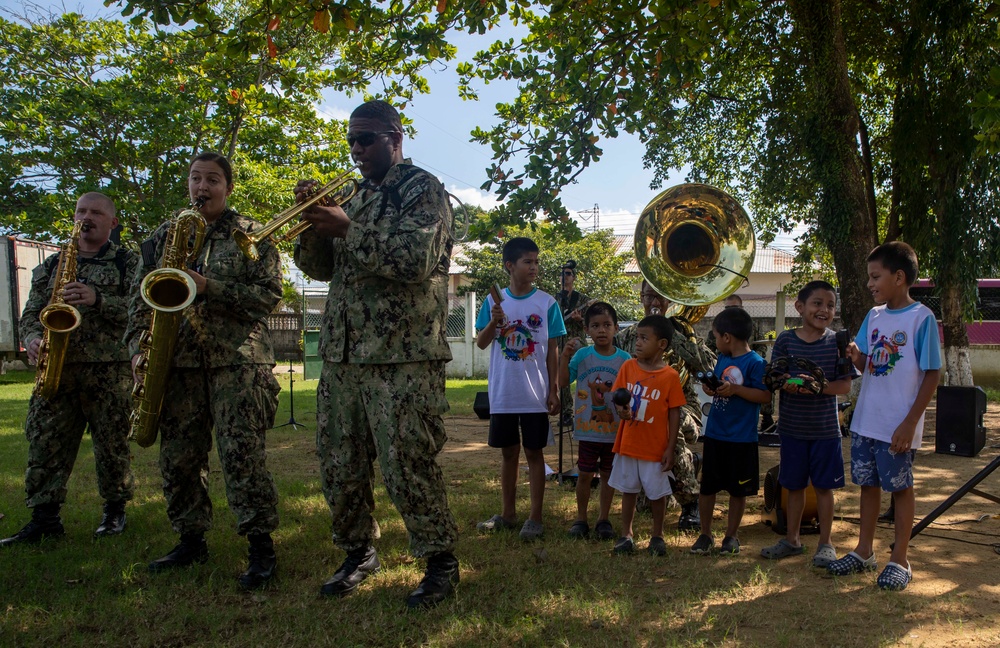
[148,534,209,573]
[320,546,380,597]
[406,551,459,609]
[648,536,667,556]
[567,520,590,539]
[612,536,635,555]
[677,502,701,533]
[238,533,277,590]
[689,533,714,555]
[594,519,615,541]
[94,500,127,538]
[0,504,64,547]
[719,535,741,555]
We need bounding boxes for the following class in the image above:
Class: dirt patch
[440,403,1000,646]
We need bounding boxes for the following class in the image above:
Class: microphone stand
[271,357,302,430]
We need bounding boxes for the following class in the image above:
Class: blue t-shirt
[567,346,632,443]
[773,328,853,440]
[703,350,766,443]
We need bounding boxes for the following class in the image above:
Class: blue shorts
[778,435,845,490]
[850,432,916,492]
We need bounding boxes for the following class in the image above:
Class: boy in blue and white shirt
[829,241,941,591]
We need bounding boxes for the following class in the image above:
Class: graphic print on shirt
[586,373,615,424]
[711,364,746,414]
[624,380,662,424]
[867,327,906,377]
[499,313,543,361]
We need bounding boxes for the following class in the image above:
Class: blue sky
[14,0,802,252]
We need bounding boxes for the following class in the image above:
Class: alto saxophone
[34,221,84,399]
[130,198,207,447]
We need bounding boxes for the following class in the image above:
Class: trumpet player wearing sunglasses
[2,193,137,548]
[293,100,459,608]
[124,152,282,590]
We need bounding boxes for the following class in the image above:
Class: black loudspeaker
[935,386,987,457]
[473,392,490,420]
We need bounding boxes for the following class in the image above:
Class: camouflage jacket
[294,162,453,364]
[125,209,281,369]
[21,241,138,363]
[615,321,717,413]
[556,289,590,342]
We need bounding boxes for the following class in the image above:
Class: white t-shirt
[476,287,566,413]
[850,302,942,448]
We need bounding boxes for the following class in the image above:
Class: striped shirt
[773,329,841,440]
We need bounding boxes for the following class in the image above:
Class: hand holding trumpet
[294,179,351,239]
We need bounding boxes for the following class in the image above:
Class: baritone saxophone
[34,220,84,399]
[129,198,206,447]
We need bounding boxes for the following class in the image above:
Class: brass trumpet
[233,164,361,261]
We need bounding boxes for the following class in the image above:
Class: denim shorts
[850,431,916,492]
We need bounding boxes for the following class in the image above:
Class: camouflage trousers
[157,365,280,536]
[316,360,458,557]
[23,362,134,508]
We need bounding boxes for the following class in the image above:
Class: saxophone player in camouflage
[294,100,459,609]
[2,193,137,547]
[614,279,715,532]
[124,153,281,590]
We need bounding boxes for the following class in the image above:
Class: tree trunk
[938,273,974,386]
[787,0,877,332]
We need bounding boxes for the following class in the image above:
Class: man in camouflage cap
[2,192,137,547]
[294,100,459,609]
[614,279,715,532]
[556,263,589,428]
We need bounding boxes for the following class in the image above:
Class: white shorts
[608,454,674,500]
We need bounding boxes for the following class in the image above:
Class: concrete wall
[970,345,1000,387]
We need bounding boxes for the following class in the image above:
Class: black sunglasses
[347,131,396,147]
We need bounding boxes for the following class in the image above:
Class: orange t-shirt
[611,359,686,462]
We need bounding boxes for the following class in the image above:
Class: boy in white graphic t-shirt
[474,237,565,541]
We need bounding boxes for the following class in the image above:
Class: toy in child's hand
[835,329,855,378]
[611,388,632,407]
[763,356,828,395]
[611,387,633,420]
[695,370,723,391]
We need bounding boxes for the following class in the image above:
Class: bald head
[78,192,116,218]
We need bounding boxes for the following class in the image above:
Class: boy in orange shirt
[609,315,686,556]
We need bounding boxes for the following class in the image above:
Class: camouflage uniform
[294,161,459,557]
[556,289,589,424]
[615,322,717,507]
[125,209,281,537]
[19,242,137,508]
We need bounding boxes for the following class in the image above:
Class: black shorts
[577,440,615,474]
[700,437,759,497]
[489,413,550,450]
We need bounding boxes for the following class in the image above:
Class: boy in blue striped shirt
[760,281,857,568]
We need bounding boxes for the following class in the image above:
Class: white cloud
[315,103,352,122]
[446,184,502,211]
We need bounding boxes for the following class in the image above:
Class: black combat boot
[238,533,277,590]
[0,503,64,547]
[406,551,459,609]
[94,500,127,538]
[148,533,209,572]
[677,502,701,532]
[320,546,380,597]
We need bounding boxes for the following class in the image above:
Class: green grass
[0,371,996,647]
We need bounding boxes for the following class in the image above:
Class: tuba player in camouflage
[294,100,459,609]
[2,193,137,547]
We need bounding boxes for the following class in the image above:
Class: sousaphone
[634,183,756,319]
